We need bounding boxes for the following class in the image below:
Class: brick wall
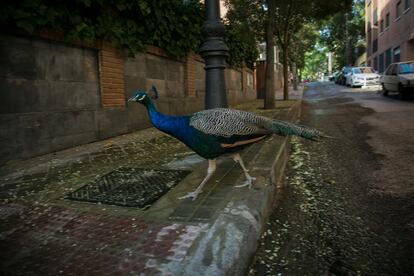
[99,44,125,107]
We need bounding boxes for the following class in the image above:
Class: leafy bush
[0,0,204,58]
[0,0,256,66]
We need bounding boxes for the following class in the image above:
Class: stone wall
[0,33,256,164]
[0,35,101,163]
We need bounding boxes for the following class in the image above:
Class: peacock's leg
[232,153,256,189]
[179,159,216,201]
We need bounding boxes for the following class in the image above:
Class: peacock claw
[234,176,256,189]
[179,191,202,201]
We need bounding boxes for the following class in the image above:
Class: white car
[380,61,414,99]
[345,67,380,88]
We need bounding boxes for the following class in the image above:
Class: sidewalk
[0,86,304,275]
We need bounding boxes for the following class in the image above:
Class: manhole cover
[66,168,191,208]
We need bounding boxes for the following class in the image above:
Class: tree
[289,23,320,88]
[225,0,351,107]
[264,0,277,109]
[302,43,330,80]
[224,0,277,109]
[224,0,263,68]
[320,0,365,67]
[273,0,352,100]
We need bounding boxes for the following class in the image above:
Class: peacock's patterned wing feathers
[189,108,270,138]
[189,108,325,141]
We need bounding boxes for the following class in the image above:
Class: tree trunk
[264,0,276,109]
[282,45,289,100]
[292,62,298,91]
[345,13,352,66]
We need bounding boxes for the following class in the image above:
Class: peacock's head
[128,86,159,104]
[128,90,149,104]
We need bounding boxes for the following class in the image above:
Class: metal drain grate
[66,168,191,208]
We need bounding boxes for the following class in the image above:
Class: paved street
[251,82,414,275]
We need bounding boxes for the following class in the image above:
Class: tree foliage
[320,0,365,67]
[272,0,352,99]
[223,0,263,68]
[289,24,320,71]
[302,43,330,80]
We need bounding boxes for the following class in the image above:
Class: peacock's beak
[128,95,137,102]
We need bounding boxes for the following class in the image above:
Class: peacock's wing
[189,107,326,142]
[189,108,271,138]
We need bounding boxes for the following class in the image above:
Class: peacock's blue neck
[143,100,190,139]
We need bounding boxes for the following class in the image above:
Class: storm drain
[66,167,191,208]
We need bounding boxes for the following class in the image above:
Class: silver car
[380,61,414,99]
[345,67,380,88]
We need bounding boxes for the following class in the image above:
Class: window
[385,48,392,69]
[399,63,414,74]
[373,39,378,53]
[396,1,402,18]
[367,29,372,56]
[405,0,411,10]
[373,55,378,71]
[367,2,372,29]
[379,52,385,73]
[385,13,390,27]
[389,64,397,75]
[353,67,375,74]
[394,47,401,62]
[380,19,384,32]
[385,65,390,75]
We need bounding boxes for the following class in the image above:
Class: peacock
[128,86,326,200]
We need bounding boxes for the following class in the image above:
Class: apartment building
[366,0,414,73]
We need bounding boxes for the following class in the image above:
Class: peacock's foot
[178,190,202,201]
[234,176,256,189]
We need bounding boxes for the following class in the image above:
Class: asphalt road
[250,82,414,275]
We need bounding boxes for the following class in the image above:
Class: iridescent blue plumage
[128,88,326,200]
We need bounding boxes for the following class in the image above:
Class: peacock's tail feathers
[264,119,327,141]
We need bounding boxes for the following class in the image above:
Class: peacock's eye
[137,94,146,101]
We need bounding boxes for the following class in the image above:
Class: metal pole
[328,52,332,76]
[199,0,228,109]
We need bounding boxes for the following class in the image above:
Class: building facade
[366,0,414,73]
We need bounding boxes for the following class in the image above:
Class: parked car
[380,61,414,99]
[335,67,351,85]
[345,67,380,88]
[331,71,340,82]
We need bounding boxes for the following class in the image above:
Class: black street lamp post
[199,0,228,109]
